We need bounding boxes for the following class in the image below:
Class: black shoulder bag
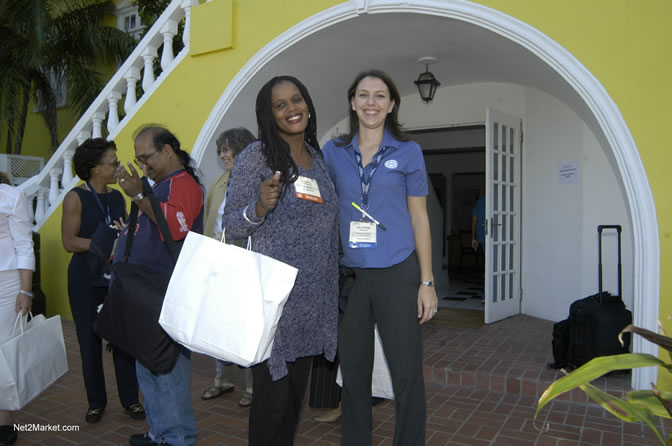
[94,178,181,373]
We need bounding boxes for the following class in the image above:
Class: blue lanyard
[354,147,387,209]
[87,182,111,225]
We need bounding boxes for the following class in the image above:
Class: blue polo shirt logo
[384,159,398,169]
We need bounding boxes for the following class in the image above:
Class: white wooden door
[484,108,522,324]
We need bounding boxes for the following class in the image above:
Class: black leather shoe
[129,433,161,446]
[0,425,17,446]
[124,403,146,420]
[85,407,105,423]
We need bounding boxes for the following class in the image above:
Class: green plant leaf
[627,390,672,418]
[536,353,670,417]
[579,381,667,445]
[620,324,672,357]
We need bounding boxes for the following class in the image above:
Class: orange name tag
[294,176,322,203]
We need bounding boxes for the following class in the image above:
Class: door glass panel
[493,243,498,271]
[492,275,498,302]
[493,184,499,212]
[493,214,499,241]
[510,154,515,180]
[509,214,514,239]
[509,127,515,154]
[501,185,507,212]
[501,241,506,272]
[494,153,499,181]
[509,272,514,300]
[499,274,506,301]
[502,155,507,182]
[501,209,507,238]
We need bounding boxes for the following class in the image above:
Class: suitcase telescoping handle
[597,225,622,303]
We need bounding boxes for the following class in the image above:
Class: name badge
[294,176,322,203]
[348,221,377,248]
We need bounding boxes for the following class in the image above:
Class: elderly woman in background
[61,138,144,424]
[0,171,35,446]
[201,127,257,408]
[223,75,339,446]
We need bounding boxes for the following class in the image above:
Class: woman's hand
[417,285,438,325]
[112,217,127,231]
[15,292,32,315]
[256,171,282,217]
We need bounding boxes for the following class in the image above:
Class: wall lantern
[414,57,441,104]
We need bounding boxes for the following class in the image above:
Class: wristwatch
[131,192,144,202]
[420,280,434,287]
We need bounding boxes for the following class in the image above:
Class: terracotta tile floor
[11,316,671,445]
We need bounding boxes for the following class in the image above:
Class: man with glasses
[115,126,204,446]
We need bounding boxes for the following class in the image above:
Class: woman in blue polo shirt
[323,69,438,446]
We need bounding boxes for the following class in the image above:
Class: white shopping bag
[159,231,298,367]
[336,325,395,400]
[0,314,69,410]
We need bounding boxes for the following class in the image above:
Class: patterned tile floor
[10,315,671,445]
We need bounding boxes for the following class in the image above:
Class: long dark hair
[255,76,319,189]
[336,69,410,146]
[73,138,117,181]
[133,125,202,186]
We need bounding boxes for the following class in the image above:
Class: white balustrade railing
[19,0,198,230]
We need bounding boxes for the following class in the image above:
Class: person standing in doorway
[471,194,485,252]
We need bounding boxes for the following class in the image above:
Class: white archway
[192,0,659,390]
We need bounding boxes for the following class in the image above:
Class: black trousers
[68,279,139,409]
[249,357,312,446]
[339,253,426,446]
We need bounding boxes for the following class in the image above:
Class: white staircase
[19,0,198,229]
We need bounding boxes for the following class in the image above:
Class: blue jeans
[136,348,196,446]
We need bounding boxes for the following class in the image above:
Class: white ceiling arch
[192,0,659,390]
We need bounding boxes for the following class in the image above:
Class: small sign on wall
[558,160,580,184]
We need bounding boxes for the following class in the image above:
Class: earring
[308,112,311,119]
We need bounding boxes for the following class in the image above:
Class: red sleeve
[160,175,204,241]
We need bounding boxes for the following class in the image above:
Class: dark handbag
[94,178,181,373]
[87,222,120,287]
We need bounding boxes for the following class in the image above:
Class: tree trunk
[12,83,31,155]
[5,116,14,154]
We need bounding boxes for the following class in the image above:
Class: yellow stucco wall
[36,0,672,385]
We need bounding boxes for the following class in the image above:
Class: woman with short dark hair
[61,138,144,424]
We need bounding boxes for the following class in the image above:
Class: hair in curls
[215,127,255,158]
[133,125,202,186]
[73,138,117,181]
[335,69,410,146]
[255,76,319,192]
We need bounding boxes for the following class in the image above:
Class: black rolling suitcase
[566,225,632,368]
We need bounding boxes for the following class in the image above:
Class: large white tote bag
[336,325,395,400]
[159,231,298,367]
[0,314,69,410]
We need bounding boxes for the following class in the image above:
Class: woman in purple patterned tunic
[222,76,339,446]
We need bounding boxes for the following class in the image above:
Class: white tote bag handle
[220,227,253,251]
[10,313,30,338]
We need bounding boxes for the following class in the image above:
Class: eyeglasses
[134,150,160,166]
